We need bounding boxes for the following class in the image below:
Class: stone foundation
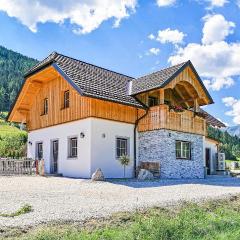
[138,129,204,179]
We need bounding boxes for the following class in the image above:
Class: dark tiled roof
[130,62,187,95]
[200,109,226,128]
[24,52,213,110]
[25,52,143,108]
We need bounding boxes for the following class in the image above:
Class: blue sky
[0,0,240,126]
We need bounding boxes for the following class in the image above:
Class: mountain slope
[226,126,240,137]
[0,46,38,111]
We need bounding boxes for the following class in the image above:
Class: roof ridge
[55,52,134,80]
[136,61,189,80]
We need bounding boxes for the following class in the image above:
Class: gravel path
[1,176,240,227]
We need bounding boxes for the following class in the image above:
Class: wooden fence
[0,158,39,175]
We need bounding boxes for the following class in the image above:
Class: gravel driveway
[1,176,240,227]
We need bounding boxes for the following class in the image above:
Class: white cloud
[0,0,137,34]
[148,48,160,55]
[222,97,238,107]
[169,14,239,91]
[156,0,176,7]
[148,33,155,40]
[202,14,235,45]
[222,97,240,124]
[206,0,228,7]
[156,28,185,45]
[237,0,240,7]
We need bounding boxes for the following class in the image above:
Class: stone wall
[138,129,204,179]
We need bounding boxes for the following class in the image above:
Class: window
[176,141,191,159]
[116,138,128,158]
[68,137,78,158]
[43,98,48,115]
[63,90,70,109]
[36,142,43,159]
[148,96,158,107]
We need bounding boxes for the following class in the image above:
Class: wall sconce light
[80,132,85,138]
[28,141,32,145]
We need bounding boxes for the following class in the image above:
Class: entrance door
[51,140,58,174]
[205,148,211,175]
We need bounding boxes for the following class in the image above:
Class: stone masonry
[138,129,204,179]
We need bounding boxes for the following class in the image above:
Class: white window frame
[176,141,191,160]
[116,137,129,159]
[68,136,78,159]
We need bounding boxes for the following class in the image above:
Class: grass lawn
[3,195,240,240]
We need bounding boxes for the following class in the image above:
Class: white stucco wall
[28,118,135,178]
[28,119,92,178]
[90,118,135,178]
[204,137,218,174]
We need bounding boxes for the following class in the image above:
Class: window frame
[43,98,48,115]
[63,90,70,109]
[116,137,129,159]
[148,96,158,107]
[36,142,43,160]
[175,141,191,160]
[68,136,78,159]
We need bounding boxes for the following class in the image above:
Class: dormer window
[63,90,70,109]
[43,98,48,115]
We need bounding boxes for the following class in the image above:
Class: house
[7,52,225,179]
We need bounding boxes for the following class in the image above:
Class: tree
[119,155,131,178]
[232,145,240,160]
[0,45,38,111]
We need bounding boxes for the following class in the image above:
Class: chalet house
[7,52,225,179]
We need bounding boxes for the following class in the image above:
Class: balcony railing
[138,104,206,135]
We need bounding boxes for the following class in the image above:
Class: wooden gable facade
[8,66,138,131]
[135,65,213,135]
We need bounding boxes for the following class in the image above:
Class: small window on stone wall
[176,141,191,160]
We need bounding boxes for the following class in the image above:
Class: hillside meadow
[0,112,27,158]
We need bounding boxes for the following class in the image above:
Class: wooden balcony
[138,104,206,135]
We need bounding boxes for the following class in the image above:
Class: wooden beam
[159,88,164,105]
[178,97,197,103]
[174,86,189,108]
[17,108,29,114]
[30,80,43,88]
[194,98,199,112]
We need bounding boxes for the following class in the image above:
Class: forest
[0,45,38,111]
[208,126,240,160]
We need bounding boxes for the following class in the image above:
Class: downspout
[133,106,149,178]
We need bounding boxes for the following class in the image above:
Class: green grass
[0,112,27,158]
[0,204,32,218]
[4,196,240,240]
